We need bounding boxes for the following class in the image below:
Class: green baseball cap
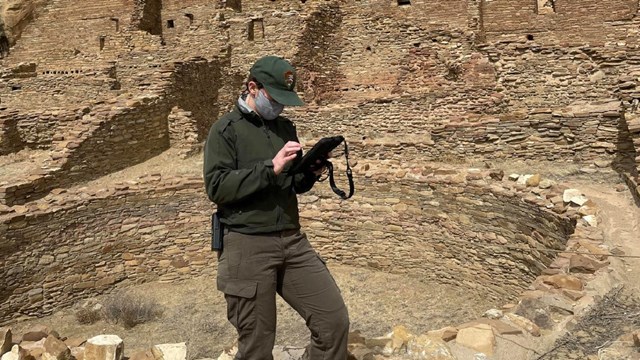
[250,55,304,106]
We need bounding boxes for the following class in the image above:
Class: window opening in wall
[185,13,194,25]
[11,85,21,91]
[167,19,175,28]
[247,18,264,41]
[536,0,555,14]
[397,0,411,6]
[110,17,119,32]
[413,42,421,47]
[225,0,242,12]
[366,46,372,51]
[99,35,106,51]
[527,34,534,41]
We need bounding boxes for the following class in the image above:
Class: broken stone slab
[562,189,588,205]
[1,329,11,357]
[542,274,584,291]
[503,313,541,337]
[455,323,495,356]
[84,335,123,360]
[407,334,455,359]
[151,343,186,360]
[569,254,608,274]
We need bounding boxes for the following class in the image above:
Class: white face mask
[255,89,284,120]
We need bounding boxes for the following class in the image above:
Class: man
[203,55,350,360]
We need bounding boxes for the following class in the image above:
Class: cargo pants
[216,229,350,360]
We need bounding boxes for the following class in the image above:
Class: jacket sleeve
[203,123,276,205]
[293,171,317,194]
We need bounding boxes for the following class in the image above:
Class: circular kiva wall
[0,168,575,324]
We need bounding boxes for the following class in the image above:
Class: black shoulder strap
[325,141,354,200]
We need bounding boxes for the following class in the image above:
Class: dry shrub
[75,307,103,325]
[103,291,164,329]
[74,298,103,325]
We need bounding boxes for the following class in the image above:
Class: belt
[228,228,300,237]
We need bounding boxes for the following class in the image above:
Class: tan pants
[216,229,350,360]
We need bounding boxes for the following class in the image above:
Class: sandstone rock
[348,331,366,345]
[346,345,374,360]
[1,329,11,357]
[482,309,503,320]
[22,325,51,342]
[84,335,123,360]
[384,325,411,355]
[42,335,71,360]
[508,174,520,181]
[128,349,156,360]
[70,348,85,360]
[569,254,607,274]
[20,339,46,359]
[426,326,458,342]
[633,330,640,348]
[562,289,585,301]
[542,274,583,291]
[539,179,555,189]
[152,343,186,360]
[271,346,306,360]
[0,345,30,360]
[582,215,598,226]
[456,324,495,356]
[407,334,455,359]
[562,189,587,205]
[503,313,541,337]
[517,174,532,186]
[525,174,541,187]
[63,337,85,348]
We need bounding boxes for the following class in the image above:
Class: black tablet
[289,136,345,174]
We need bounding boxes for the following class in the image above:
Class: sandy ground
[7,264,495,359]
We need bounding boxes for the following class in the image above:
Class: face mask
[255,89,284,120]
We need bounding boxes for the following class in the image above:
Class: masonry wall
[0,172,574,323]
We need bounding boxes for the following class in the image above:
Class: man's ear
[247,81,259,96]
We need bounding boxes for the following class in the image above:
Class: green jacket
[203,104,317,234]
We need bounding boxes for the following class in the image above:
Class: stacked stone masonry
[0,169,576,324]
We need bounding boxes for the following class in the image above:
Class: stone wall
[0,169,576,323]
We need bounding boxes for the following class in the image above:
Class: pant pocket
[218,278,258,332]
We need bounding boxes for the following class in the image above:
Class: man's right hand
[273,141,302,175]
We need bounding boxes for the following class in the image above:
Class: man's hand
[273,141,302,175]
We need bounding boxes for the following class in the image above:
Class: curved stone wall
[0,168,575,324]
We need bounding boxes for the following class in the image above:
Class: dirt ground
[7,264,494,359]
[5,151,640,360]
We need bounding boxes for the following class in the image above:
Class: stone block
[151,343,186,360]
[84,335,123,360]
[456,324,495,356]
